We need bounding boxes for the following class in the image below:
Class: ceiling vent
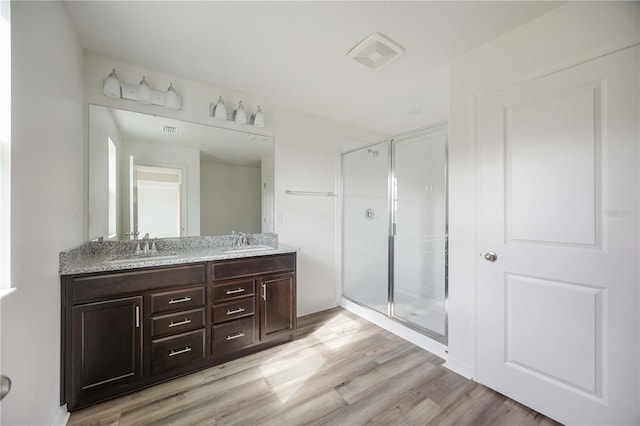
[346,32,404,70]
[162,125,178,135]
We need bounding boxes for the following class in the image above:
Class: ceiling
[109,107,273,166]
[65,1,563,135]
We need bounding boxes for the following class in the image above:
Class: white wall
[200,161,261,235]
[83,54,383,317]
[0,1,84,424]
[446,1,640,378]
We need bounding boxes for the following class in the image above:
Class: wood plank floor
[68,307,561,426]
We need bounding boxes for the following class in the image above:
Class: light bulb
[253,106,265,128]
[234,101,247,124]
[102,68,121,99]
[137,76,151,104]
[214,96,227,120]
[165,83,180,109]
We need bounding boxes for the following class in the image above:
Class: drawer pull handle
[168,318,192,328]
[168,296,192,304]
[227,307,246,315]
[168,346,192,357]
[225,288,245,295]
[226,332,245,341]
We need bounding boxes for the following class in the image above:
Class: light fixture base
[103,79,182,110]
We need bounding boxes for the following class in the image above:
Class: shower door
[342,124,448,342]
[342,141,390,314]
[392,127,447,340]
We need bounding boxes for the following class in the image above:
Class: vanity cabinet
[61,253,296,411]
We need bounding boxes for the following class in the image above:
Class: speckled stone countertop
[59,233,298,275]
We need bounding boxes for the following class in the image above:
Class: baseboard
[52,404,70,426]
[443,357,474,380]
[340,298,448,359]
[297,300,339,317]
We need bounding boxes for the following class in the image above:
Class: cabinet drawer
[212,254,295,280]
[152,308,205,338]
[212,279,255,303]
[152,329,205,375]
[151,287,205,314]
[71,264,206,303]
[212,298,255,324]
[212,316,257,356]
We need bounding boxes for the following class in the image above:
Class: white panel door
[476,46,639,425]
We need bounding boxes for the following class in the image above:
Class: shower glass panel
[392,128,447,337]
[342,141,390,315]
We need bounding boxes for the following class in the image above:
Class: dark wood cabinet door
[260,273,296,340]
[70,296,142,403]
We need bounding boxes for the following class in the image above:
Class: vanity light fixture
[101,68,182,110]
[210,98,265,127]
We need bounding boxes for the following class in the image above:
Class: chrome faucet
[232,231,247,246]
[135,233,151,255]
[142,233,150,253]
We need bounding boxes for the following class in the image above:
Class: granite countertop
[59,233,298,275]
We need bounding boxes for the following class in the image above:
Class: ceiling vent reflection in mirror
[346,32,404,70]
[162,125,178,135]
[102,68,182,110]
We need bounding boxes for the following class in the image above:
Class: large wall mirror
[89,104,274,240]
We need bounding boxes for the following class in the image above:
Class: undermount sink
[104,254,179,265]
[221,245,275,254]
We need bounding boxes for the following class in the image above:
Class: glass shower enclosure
[342,123,448,342]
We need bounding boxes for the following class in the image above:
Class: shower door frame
[340,121,449,344]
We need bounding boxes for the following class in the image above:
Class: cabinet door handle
[225,288,245,295]
[226,332,245,341]
[168,296,192,304]
[169,346,192,357]
[135,306,140,328]
[168,318,192,328]
[262,284,266,301]
[226,307,245,315]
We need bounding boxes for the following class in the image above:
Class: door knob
[484,252,497,262]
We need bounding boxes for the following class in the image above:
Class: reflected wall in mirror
[89,104,274,240]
